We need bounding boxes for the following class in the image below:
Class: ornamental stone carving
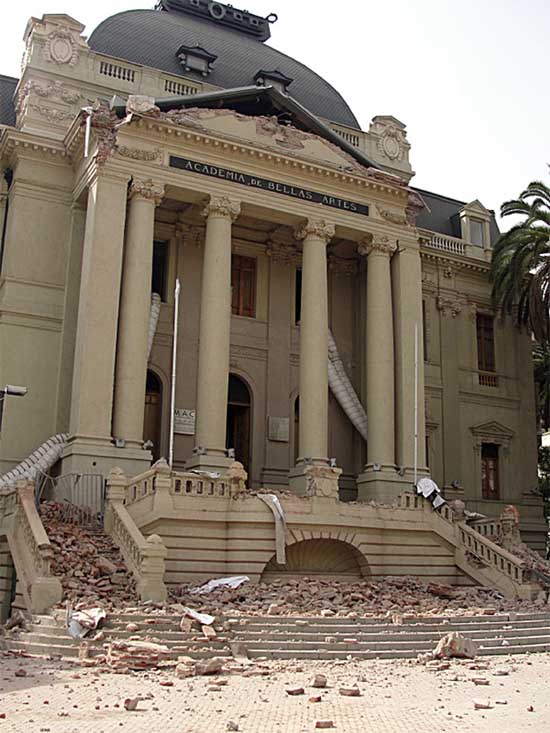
[296,219,335,243]
[436,296,462,318]
[29,105,74,124]
[88,104,119,166]
[116,146,163,162]
[129,179,164,206]
[177,223,203,247]
[357,235,396,257]
[304,465,342,500]
[126,95,161,116]
[202,196,241,221]
[375,204,408,226]
[329,256,357,276]
[43,29,79,66]
[405,190,426,226]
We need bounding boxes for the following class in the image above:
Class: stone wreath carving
[43,29,79,66]
[377,124,406,161]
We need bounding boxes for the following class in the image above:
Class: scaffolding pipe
[169,279,181,469]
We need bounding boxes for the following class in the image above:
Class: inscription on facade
[169,156,370,217]
[174,408,196,435]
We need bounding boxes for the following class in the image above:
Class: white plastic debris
[182,606,216,625]
[190,576,250,595]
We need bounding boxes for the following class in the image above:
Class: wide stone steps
[3,611,550,662]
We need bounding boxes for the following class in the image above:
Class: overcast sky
[1,0,548,227]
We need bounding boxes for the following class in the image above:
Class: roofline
[412,185,497,217]
[0,74,19,84]
[112,85,380,170]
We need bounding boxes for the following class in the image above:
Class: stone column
[392,238,427,477]
[357,235,399,501]
[186,196,240,474]
[289,219,336,495]
[112,178,164,449]
[62,170,135,476]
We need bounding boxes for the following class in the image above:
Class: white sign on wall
[174,408,196,435]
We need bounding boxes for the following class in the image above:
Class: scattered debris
[473,699,493,710]
[433,632,478,660]
[312,674,327,688]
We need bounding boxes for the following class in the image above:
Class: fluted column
[357,235,398,500]
[112,178,164,448]
[188,196,240,471]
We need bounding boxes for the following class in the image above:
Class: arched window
[226,374,252,474]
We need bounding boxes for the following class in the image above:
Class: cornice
[127,114,411,200]
[0,128,68,165]
[420,246,490,273]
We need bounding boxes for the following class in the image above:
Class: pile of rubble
[40,502,138,608]
[170,576,543,618]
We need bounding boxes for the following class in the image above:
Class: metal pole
[414,321,419,486]
[169,279,181,469]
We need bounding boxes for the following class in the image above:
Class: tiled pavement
[0,653,549,732]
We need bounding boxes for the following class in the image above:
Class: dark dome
[89,9,360,129]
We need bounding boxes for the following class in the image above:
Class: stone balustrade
[1,480,63,614]
[105,468,167,603]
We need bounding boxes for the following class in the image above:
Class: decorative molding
[230,345,268,362]
[17,79,83,115]
[436,296,462,318]
[377,123,406,161]
[255,115,309,150]
[88,104,119,166]
[266,239,301,266]
[126,95,160,116]
[129,178,165,205]
[375,204,408,226]
[203,196,241,221]
[357,235,396,257]
[43,29,79,66]
[470,420,515,456]
[29,105,74,124]
[406,190,426,226]
[116,146,163,162]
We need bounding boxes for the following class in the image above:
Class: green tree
[491,178,550,344]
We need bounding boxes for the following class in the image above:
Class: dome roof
[88,9,360,129]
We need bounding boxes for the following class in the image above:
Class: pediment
[162,106,366,174]
[470,421,515,439]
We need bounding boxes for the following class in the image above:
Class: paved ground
[0,653,549,732]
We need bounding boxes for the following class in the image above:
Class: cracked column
[289,219,336,495]
[186,195,241,474]
[357,234,399,501]
[112,177,164,453]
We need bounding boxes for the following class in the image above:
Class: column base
[61,437,152,479]
[185,451,233,476]
[356,464,417,503]
[289,461,341,499]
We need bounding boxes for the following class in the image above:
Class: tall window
[481,443,500,500]
[152,240,168,301]
[231,254,256,317]
[422,300,428,361]
[476,313,495,372]
[470,218,484,247]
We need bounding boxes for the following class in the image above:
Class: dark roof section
[111,85,380,170]
[413,187,500,244]
[89,9,360,128]
[0,75,17,127]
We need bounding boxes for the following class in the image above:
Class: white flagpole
[169,279,181,469]
[414,321,419,487]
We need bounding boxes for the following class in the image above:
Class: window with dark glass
[231,254,256,317]
[481,443,500,500]
[295,268,302,324]
[476,313,495,372]
[152,240,168,301]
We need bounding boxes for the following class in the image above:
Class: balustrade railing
[459,522,525,584]
[172,473,229,498]
[469,518,502,537]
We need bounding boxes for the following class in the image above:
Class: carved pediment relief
[161,107,366,174]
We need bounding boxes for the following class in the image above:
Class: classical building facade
[0,2,544,549]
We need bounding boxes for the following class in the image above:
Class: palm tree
[491,178,550,343]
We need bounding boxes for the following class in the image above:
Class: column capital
[358,234,397,257]
[296,218,335,243]
[202,195,241,221]
[129,177,164,206]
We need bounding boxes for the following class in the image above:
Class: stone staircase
[4,610,550,662]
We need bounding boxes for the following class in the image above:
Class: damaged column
[289,219,341,496]
[186,196,241,475]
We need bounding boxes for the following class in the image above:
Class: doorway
[226,374,251,475]
[144,370,162,462]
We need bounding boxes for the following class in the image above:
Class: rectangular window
[476,313,495,372]
[231,254,256,317]
[295,268,302,324]
[152,240,168,301]
[481,443,500,500]
[470,218,484,247]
